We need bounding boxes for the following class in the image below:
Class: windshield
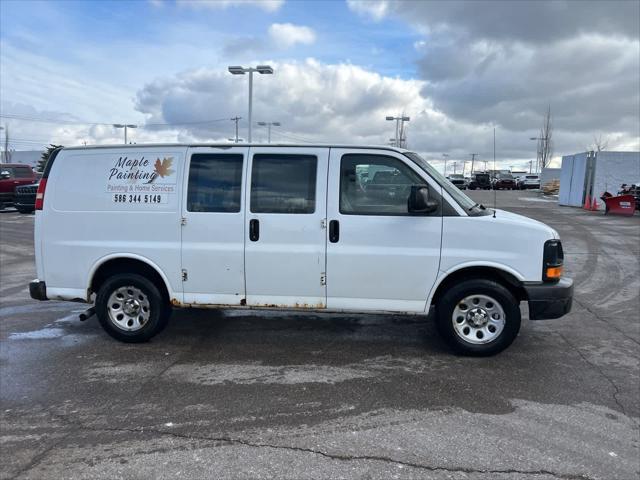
[404,152,479,212]
[449,174,464,179]
[499,174,514,179]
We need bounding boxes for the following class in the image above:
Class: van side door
[244,147,329,308]
[326,149,443,312]
[181,146,249,305]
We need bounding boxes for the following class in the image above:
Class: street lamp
[385,115,410,147]
[113,124,137,144]
[257,121,281,143]
[442,153,449,175]
[530,136,548,173]
[228,65,274,143]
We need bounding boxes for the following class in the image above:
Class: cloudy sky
[1,0,638,171]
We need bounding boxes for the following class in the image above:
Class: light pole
[228,65,274,143]
[530,136,548,173]
[257,121,281,143]
[385,115,410,147]
[113,124,137,144]
[442,153,449,176]
[470,153,478,174]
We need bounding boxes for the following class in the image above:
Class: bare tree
[589,133,609,152]
[538,105,553,170]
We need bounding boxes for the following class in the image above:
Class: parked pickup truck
[14,182,39,213]
[29,144,573,356]
[446,174,467,190]
[0,164,37,209]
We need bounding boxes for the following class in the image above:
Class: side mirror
[408,185,439,214]
[0,171,11,179]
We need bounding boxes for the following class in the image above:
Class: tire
[435,278,521,356]
[95,273,171,343]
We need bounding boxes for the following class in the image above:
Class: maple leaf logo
[148,157,174,183]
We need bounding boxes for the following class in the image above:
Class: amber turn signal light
[545,266,563,279]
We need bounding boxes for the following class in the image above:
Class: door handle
[329,220,339,243]
[249,219,259,241]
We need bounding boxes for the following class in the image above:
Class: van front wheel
[95,273,170,343]
[436,279,521,356]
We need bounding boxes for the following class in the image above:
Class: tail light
[543,240,564,282]
[35,178,47,210]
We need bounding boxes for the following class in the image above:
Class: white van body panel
[34,144,563,318]
[181,146,249,306]
[439,209,557,283]
[244,146,330,308]
[39,147,186,301]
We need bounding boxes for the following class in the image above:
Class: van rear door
[182,146,249,305]
[244,147,329,308]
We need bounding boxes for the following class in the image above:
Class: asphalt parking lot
[1,190,639,480]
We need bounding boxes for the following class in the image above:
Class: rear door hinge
[180,217,187,226]
[181,269,188,281]
[320,273,326,286]
[320,219,327,229]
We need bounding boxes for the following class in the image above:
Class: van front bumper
[29,280,48,301]
[523,278,573,320]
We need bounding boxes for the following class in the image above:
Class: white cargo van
[30,144,572,355]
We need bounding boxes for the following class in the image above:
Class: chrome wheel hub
[107,286,150,332]
[452,294,506,344]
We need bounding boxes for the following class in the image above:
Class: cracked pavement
[1,190,639,479]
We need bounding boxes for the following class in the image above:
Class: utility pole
[470,153,478,174]
[453,161,458,174]
[0,126,5,163]
[230,117,242,143]
[529,160,533,173]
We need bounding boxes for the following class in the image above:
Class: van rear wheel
[95,273,170,343]
[436,279,521,356]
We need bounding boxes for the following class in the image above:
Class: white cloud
[268,23,316,49]
[177,0,284,12]
[346,0,389,21]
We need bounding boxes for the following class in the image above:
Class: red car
[0,164,38,209]
[492,173,516,190]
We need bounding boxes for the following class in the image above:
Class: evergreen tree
[37,144,62,173]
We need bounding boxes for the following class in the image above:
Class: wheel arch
[88,254,175,303]
[427,264,527,311]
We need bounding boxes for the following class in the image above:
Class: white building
[559,151,640,209]
[3,150,42,168]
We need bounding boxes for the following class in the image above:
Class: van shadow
[160,307,451,360]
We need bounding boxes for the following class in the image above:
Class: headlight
[543,239,564,282]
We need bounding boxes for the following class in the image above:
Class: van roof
[61,143,411,153]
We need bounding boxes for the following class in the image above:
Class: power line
[267,129,315,143]
[0,112,231,127]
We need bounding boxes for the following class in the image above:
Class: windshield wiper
[468,203,486,211]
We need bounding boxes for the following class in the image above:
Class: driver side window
[340,154,440,216]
